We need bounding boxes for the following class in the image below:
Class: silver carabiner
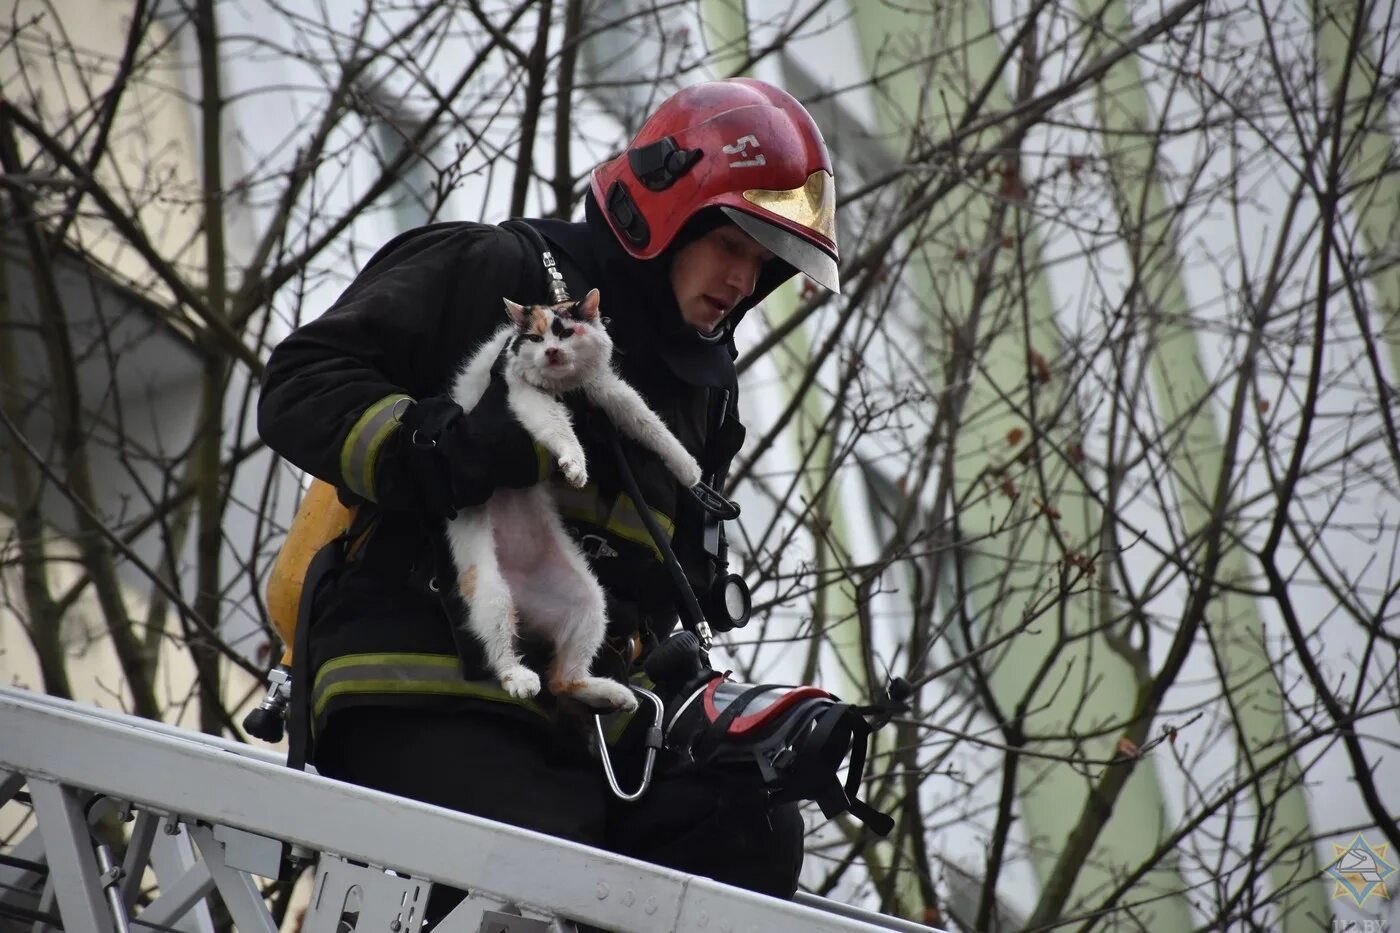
[594,686,664,802]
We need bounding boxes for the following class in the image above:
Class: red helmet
[591,78,840,293]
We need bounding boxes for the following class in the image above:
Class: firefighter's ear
[504,298,527,327]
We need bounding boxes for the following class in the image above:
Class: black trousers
[315,705,804,923]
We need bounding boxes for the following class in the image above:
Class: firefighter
[257,78,839,910]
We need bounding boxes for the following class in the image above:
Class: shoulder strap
[501,218,573,305]
[285,499,374,772]
[285,536,348,772]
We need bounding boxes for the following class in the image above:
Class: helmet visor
[721,170,840,293]
[722,208,841,294]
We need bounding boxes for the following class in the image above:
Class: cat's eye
[525,334,544,342]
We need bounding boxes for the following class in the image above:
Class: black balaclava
[580,192,800,388]
[583,193,741,390]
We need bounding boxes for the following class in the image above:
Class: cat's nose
[546,347,563,363]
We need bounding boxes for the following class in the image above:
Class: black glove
[375,381,541,518]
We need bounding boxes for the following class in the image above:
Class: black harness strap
[285,538,345,772]
[286,503,375,772]
[502,219,573,304]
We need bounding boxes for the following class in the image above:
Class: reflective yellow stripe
[340,393,412,501]
[608,492,676,557]
[317,651,457,677]
[313,679,549,719]
[550,483,675,561]
[311,652,549,720]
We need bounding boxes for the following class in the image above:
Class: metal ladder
[0,687,938,933]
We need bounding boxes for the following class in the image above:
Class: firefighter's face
[670,225,774,335]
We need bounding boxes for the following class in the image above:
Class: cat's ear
[576,288,601,322]
[503,298,527,328]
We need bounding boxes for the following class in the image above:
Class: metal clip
[688,482,740,520]
[578,534,619,560]
[594,687,664,802]
[540,249,572,305]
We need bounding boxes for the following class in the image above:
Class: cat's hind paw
[557,451,588,488]
[556,677,638,713]
[499,666,541,699]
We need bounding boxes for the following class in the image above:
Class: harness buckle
[688,481,740,520]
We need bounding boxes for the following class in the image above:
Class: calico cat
[446,288,702,712]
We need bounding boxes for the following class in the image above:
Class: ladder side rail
[1,688,927,933]
[793,893,939,933]
[1,690,286,767]
[4,690,700,933]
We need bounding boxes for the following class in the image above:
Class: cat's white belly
[487,488,590,633]
[486,488,558,566]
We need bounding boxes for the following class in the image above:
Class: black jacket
[258,195,746,732]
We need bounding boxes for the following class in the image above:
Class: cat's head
[503,288,611,389]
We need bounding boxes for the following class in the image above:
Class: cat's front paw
[674,457,702,487]
[499,666,541,699]
[557,451,588,488]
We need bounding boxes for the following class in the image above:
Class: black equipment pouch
[671,673,894,836]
